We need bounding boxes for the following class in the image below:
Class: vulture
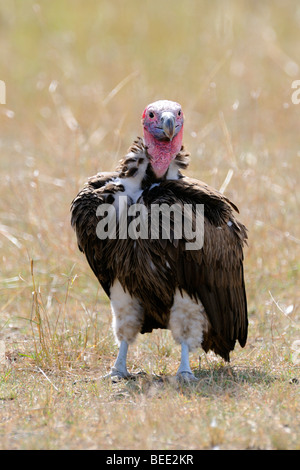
[71,100,248,381]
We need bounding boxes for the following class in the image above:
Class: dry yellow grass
[0,0,299,450]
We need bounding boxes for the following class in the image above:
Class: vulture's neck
[143,127,184,178]
[117,137,190,187]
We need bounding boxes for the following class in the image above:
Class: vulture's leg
[176,342,198,382]
[169,289,208,382]
[110,340,130,378]
[108,280,143,379]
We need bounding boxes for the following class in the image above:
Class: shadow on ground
[75,365,285,400]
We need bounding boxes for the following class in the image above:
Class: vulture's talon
[176,371,199,383]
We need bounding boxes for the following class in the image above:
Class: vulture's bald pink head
[142,100,184,178]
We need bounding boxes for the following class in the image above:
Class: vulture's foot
[176,371,199,383]
[102,340,131,382]
[176,343,198,383]
[103,367,132,382]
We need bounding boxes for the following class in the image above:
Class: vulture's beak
[161,112,176,141]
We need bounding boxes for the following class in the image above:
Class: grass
[0,0,299,450]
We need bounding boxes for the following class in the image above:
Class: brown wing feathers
[142,178,248,360]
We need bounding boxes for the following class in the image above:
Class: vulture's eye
[178,110,182,116]
[149,111,155,118]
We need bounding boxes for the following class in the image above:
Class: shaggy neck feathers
[118,137,190,184]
